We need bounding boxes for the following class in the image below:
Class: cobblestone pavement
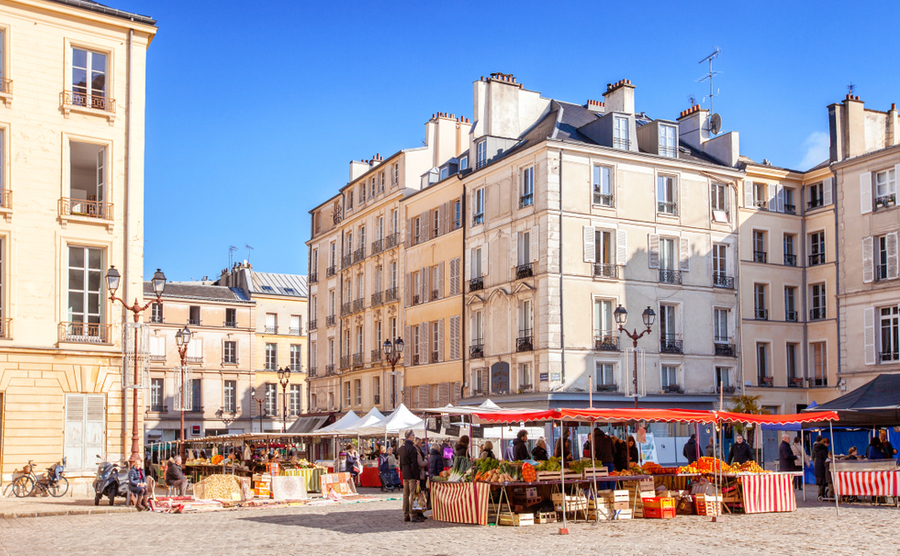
[1,493,897,556]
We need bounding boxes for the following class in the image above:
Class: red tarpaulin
[714,411,839,424]
[557,407,717,423]
[473,410,557,424]
[470,408,838,425]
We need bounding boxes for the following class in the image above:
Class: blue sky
[121,0,899,281]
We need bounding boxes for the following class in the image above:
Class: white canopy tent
[309,410,360,436]
[356,404,424,436]
[334,407,385,435]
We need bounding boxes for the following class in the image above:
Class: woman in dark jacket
[613,438,628,471]
[812,437,830,499]
[531,439,549,461]
[128,457,150,511]
[554,438,574,462]
[866,437,885,460]
[479,440,496,460]
[627,436,639,465]
[454,435,470,459]
[428,444,445,477]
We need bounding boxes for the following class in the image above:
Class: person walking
[682,434,700,465]
[727,435,753,465]
[778,434,798,474]
[791,435,809,490]
[812,436,830,499]
[397,430,422,523]
[512,430,530,461]
[165,455,189,496]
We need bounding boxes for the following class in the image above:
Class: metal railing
[431,352,439,364]
[784,203,797,214]
[333,211,343,225]
[353,248,365,264]
[412,354,420,366]
[658,269,682,284]
[714,342,736,357]
[340,303,352,317]
[290,327,302,335]
[788,377,803,388]
[786,311,798,322]
[660,337,683,354]
[516,331,533,352]
[339,356,350,370]
[469,342,484,359]
[473,213,484,226]
[596,383,618,392]
[384,232,399,249]
[308,367,317,377]
[341,254,352,269]
[60,197,112,220]
[810,377,828,387]
[784,254,797,266]
[593,331,619,351]
[265,326,277,334]
[808,253,825,266]
[753,251,767,263]
[371,239,383,255]
[371,349,382,363]
[613,137,630,149]
[432,289,440,301]
[593,263,618,279]
[352,299,364,313]
[150,354,166,362]
[60,90,115,113]
[352,353,363,368]
[519,193,533,208]
[808,198,823,209]
[657,201,677,215]
[593,193,613,207]
[385,287,398,302]
[712,274,734,289]
[469,276,484,292]
[663,384,684,394]
[758,376,773,388]
[880,351,900,362]
[325,364,336,376]
[717,385,736,394]
[809,307,826,320]
[309,272,318,284]
[59,322,111,344]
[186,356,203,364]
[754,200,768,210]
[326,265,336,277]
[659,145,677,158]
[412,294,420,306]
[371,291,383,307]
[876,266,890,281]
[755,308,768,320]
[515,262,535,280]
[326,315,336,327]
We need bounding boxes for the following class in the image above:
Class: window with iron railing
[593,263,617,279]
[469,341,484,359]
[515,263,535,280]
[469,276,484,292]
[516,330,533,352]
[660,335,683,354]
[712,273,734,289]
[593,330,619,351]
[658,269,682,284]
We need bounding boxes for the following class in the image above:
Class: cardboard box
[524,487,539,499]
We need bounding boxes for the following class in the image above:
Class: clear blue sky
[121,0,899,281]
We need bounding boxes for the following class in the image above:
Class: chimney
[602,79,635,114]
[677,104,709,150]
[585,99,605,113]
[888,103,900,147]
[349,160,369,181]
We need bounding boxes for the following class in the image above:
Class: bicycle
[12,458,68,498]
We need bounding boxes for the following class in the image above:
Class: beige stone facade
[0,1,156,489]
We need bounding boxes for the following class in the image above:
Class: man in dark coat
[512,430,530,461]
[778,434,797,473]
[165,455,188,496]
[727,435,753,465]
[879,430,897,459]
[593,429,615,472]
[812,436,830,498]
[397,430,422,522]
[682,434,700,464]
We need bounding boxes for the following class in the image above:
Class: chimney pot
[892,103,897,111]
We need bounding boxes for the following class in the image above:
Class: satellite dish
[709,113,722,135]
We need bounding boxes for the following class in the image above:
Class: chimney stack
[585,99,605,113]
[602,79,635,114]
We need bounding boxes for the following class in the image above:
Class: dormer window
[459,155,468,171]
[613,117,630,149]
[440,167,449,181]
[659,125,677,158]
[476,140,487,169]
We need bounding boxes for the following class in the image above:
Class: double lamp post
[613,304,656,409]
[382,338,404,408]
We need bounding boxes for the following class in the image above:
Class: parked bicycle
[12,458,68,497]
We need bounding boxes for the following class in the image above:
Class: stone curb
[1,506,136,519]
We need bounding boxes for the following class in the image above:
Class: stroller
[378,454,401,492]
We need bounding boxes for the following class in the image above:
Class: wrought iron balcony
[658,269,682,285]
[186,356,203,364]
[60,90,115,113]
[385,232,399,249]
[809,308,826,320]
[352,353,363,368]
[412,294,420,306]
[593,331,619,351]
[758,376,773,388]
[353,248,365,264]
[60,197,112,220]
[786,311,798,322]
[515,262,535,280]
[371,239,383,255]
[371,291,383,307]
[876,266,891,281]
[431,289,440,301]
[784,254,797,266]
[308,367,317,378]
[753,251,767,263]
[309,272,318,284]
[808,198,824,209]
[341,254,352,269]
[385,287,398,302]
[412,354,420,366]
[59,321,110,344]
[339,356,350,370]
[596,383,618,392]
[660,336,683,354]
[784,203,797,214]
[473,213,484,226]
[333,211,343,225]
[340,303,352,317]
[370,349,382,363]
[516,331,533,352]
[326,315,336,327]
[663,384,684,394]
[290,327,302,336]
[325,364,336,376]
[808,253,825,266]
[714,342,736,357]
[593,263,618,279]
[352,299,364,313]
[712,273,734,289]
[431,352,439,364]
[613,137,631,150]
[265,326,277,334]
[326,265,336,277]
[755,309,768,320]
[469,342,484,359]
[788,377,803,388]
[469,276,484,292]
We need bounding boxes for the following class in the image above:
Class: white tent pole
[801,431,806,502]
[589,376,593,409]
[712,417,719,522]
[829,420,839,516]
[559,419,567,533]
[589,419,599,523]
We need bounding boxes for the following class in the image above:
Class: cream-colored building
[0,1,156,490]
[143,282,256,442]
[217,264,308,431]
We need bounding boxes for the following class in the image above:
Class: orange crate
[642,497,676,510]
[644,506,676,519]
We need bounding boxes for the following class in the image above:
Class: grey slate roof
[48,0,156,25]
[144,281,252,303]
[250,272,308,298]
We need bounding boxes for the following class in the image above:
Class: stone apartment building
[0,0,156,490]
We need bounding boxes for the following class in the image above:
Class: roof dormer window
[659,124,677,158]
[613,117,630,149]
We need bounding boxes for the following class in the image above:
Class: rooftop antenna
[847,82,855,96]
[697,47,722,135]
[228,245,237,267]
[245,244,254,265]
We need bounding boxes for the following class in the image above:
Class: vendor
[727,435,754,465]
[554,437,574,462]
[454,435,471,459]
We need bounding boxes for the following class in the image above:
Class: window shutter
[864,307,876,366]
[403,326,411,366]
[423,266,431,301]
[438,318,445,362]
[511,230,518,269]
[823,176,833,206]
[768,184,777,212]
[422,211,431,242]
[439,382,450,407]
[438,261,445,298]
[617,230,628,266]
[743,180,753,208]
[453,381,461,403]
[583,226,596,262]
[465,249,472,280]
[482,243,489,276]
[860,172,872,214]
[419,322,428,362]
[405,218,413,247]
[449,315,460,360]
[404,274,411,307]
[887,231,899,280]
[403,386,412,409]
[862,236,874,283]
[443,202,451,234]
[775,184,784,213]
[648,234,660,269]
[64,394,86,471]
[530,226,539,263]
[679,237,690,271]
[467,191,473,226]
[449,258,460,295]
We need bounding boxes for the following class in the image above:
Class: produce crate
[498,512,534,527]
[638,478,655,492]
[535,470,560,481]
[534,511,558,524]
[642,497,676,510]
[551,492,588,512]
[695,494,723,516]
[643,506,676,519]
[613,509,633,520]
[587,505,612,520]
[582,467,609,479]
[601,489,629,503]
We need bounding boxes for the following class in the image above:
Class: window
[711,183,728,221]
[519,363,533,389]
[432,209,440,237]
[757,343,770,385]
[661,365,678,389]
[375,320,383,351]
[67,141,108,218]
[189,306,200,325]
[753,182,768,209]
[150,303,163,324]
[459,155,468,171]
[752,230,767,263]
[659,125,677,157]
[809,231,825,266]
[473,310,484,342]
[354,379,361,406]
[659,237,676,270]
[431,321,440,362]
[392,163,399,186]
[520,167,534,207]
[659,304,679,352]
[265,343,277,370]
[289,384,301,416]
[390,316,398,340]
[390,261,398,288]
[810,283,826,320]
[66,246,104,334]
[519,230,532,266]
[379,171,385,194]
[880,307,899,362]
[346,190,353,210]
[191,379,202,412]
[344,381,351,406]
[596,362,615,389]
[290,344,302,369]
[290,315,301,335]
[225,308,237,327]
[150,378,164,411]
[474,368,485,394]
[783,187,796,213]
[356,325,363,354]
[784,287,798,321]
[359,181,367,202]
[875,168,896,203]
[471,246,483,279]
[715,367,731,390]
[440,166,449,181]
[754,284,767,319]
[265,383,277,416]
[373,376,381,405]
[265,313,277,334]
[64,394,105,471]
[453,200,462,230]
[712,243,728,283]
[223,380,236,412]
[786,344,799,382]
[224,340,237,364]
[593,165,613,206]
[474,188,485,225]
[713,308,729,343]
[811,342,827,386]
[519,299,533,337]
[71,48,107,108]
[414,216,421,244]
[657,175,676,214]
[412,325,420,363]
[808,182,824,208]
[476,140,487,168]
[613,116,629,149]
[783,234,796,266]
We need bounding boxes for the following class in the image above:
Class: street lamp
[252,387,266,433]
[175,325,191,460]
[106,266,166,463]
[277,366,291,433]
[614,305,655,409]
[382,338,404,408]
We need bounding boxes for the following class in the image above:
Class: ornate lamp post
[106,266,166,463]
[614,305,656,409]
[252,387,266,432]
[382,338,404,408]
[277,366,292,433]
[175,325,192,460]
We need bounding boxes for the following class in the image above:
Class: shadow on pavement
[239,507,468,533]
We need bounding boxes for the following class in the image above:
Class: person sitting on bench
[165,455,189,496]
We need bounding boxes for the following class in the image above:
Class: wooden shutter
[887,231,899,280]
[438,261,445,298]
[466,249,472,279]
[775,184,784,213]
[510,231,518,270]
[860,172,872,214]
[648,234,660,269]
[419,322,428,363]
[417,385,428,410]
[404,273,411,307]
[680,237,690,271]
[768,184,777,212]
[743,179,754,208]
[85,395,105,468]
[583,226,595,262]
[403,326,411,366]
[420,211,430,242]
[617,230,628,266]
[438,318,445,362]
[862,236,874,284]
[406,218,414,247]
[449,315,460,360]
[403,386,412,409]
[864,307,876,366]
[442,202,451,234]
[453,381,462,404]
[449,258,460,296]
[439,382,450,407]
[531,226,539,263]
[482,243,489,276]
[823,176,833,206]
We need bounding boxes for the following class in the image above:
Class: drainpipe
[124,27,134,449]
[461,183,467,395]
[801,186,808,388]
[831,167,841,391]
[558,150,566,385]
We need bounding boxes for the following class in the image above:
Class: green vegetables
[475,458,500,474]
[535,457,561,472]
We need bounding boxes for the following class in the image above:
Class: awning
[560,408,717,423]
[716,411,839,425]
[472,410,558,424]
[285,415,330,434]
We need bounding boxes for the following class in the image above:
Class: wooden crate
[582,467,609,479]
[695,494,723,516]
[535,471,560,481]
[613,509,633,520]
[552,492,588,512]
[498,512,534,527]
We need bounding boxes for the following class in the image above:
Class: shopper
[879,430,897,459]
[845,447,859,460]
[592,429,614,471]
[812,436,830,498]
[705,437,715,458]
[613,437,628,471]
[778,434,797,473]
[512,430,530,461]
[727,435,753,465]
[397,430,422,522]
[454,435,470,459]
[531,438,549,461]
[165,455,189,496]
[346,444,361,485]
[682,434,700,465]
[791,436,809,490]
[554,437,574,462]
[128,456,150,511]
[415,438,428,516]
[479,440,496,460]
[428,442,444,477]
[866,437,885,460]
[627,436,639,465]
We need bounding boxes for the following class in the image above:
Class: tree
[728,394,770,448]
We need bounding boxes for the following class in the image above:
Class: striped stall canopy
[558,408,718,423]
[835,471,900,497]
[430,482,490,525]
[715,411,839,425]
[741,473,797,514]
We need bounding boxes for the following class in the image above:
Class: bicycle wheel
[12,475,34,497]
[49,477,69,497]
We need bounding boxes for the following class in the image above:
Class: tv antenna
[847,82,855,96]
[698,47,722,135]
[245,244,254,264]
[228,245,237,267]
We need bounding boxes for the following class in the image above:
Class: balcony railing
[613,137,631,149]
[371,239,383,255]
[309,272,318,284]
[880,351,900,363]
[808,253,825,266]
[473,213,484,226]
[784,254,797,267]
[758,376,773,388]
[339,356,350,370]
[714,342,736,357]
[593,263,618,279]
[810,377,828,387]
[60,90,115,113]
[594,193,614,207]
[663,384,684,394]
[186,356,203,364]
[308,367,317,377]
[352,299,364,313]
[412,294,420,306]
[594,331,619,351]
[754,200,768,210]
[412,354,420,366]
[657,201,677,215]
[353,248,365,264]
[60,197,112,220]
[659,145,677,158]
[516,330,533,352]
[876,266,891,282]
[326,265,336,277]
[596,383,618,392]
[784,203,797,214]
[150,354,166,363]
[808,198,824,209]
[788,377,803,388]
[712,273,734,289]
[510,262,534,280]
[753,251,767,263]
[385,287,398,302]
[717,385,737,394]
[371,291,383,307]
[660,337,684,354]
[340,303,352,317]
[326,315,336,327]
[519,193,534,208]
[431,289,439,301]
[325,364,336,376]
[370,349,382,363]
[786,311,798,322]
[385,232,399,249]
[469,276,484,292]
[755,308,768,320]
[341,254,352,269]
[290,327,302,335]
[431,352,440,364]
[809,307,826,320]
[265,326,277,334]
[59,322,111,344]
[469,342,484,359]
[352,353,363,368]
[658,269,682,285]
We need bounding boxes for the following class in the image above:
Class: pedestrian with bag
[397,430,423,523]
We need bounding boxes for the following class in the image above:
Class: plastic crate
[643,506,676,519]
[643,497,676,510]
